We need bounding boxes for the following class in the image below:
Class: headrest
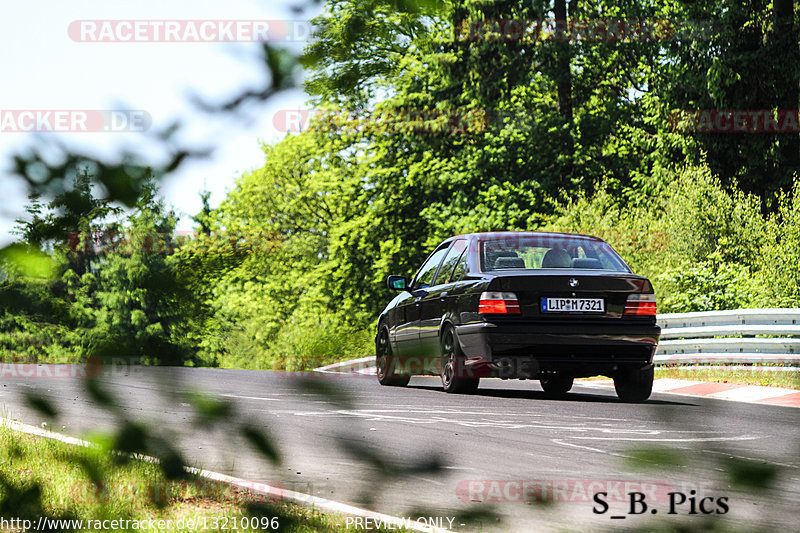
[572,258,602,269]
[541,248,571,268]
[494,256,525,269]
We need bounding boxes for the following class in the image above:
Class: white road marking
[410,476,446,486]
[568,435,760,442]
[550,439,632,458]
[700,449,800,470]
[295,410,737,440]
[220,394,281,401]
[351,408,634,423]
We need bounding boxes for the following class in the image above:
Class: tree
[653,0,800,200]
[83,181,197,366]
[14,169,122,275]
[773,0,800,181]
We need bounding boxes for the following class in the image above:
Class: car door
[418,239,468,361]
[393,243,451,366]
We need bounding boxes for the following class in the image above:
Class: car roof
[448,231,605,243]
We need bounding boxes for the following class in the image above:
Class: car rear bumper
[455,320,660,378]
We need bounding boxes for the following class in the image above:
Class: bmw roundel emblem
[569,278,579,288]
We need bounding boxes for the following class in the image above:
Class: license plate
[541,297,605,313]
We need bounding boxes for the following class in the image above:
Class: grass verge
[0,426,403,532]
[654,366,800,389]
[577,366,800,389]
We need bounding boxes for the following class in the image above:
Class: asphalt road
[2,365,799,532]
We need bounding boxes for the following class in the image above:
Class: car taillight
[623,293,657,316]
[479,292,521,314]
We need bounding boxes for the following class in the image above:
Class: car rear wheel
[614,366,654,402]
[539,374,574,395]
[441,328,479,394]
[376,328,410,387]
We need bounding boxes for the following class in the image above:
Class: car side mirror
[387,275,409,291]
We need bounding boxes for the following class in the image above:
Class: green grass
[577,367,800,389]
[654,366,800,389]
[0,426,404,532]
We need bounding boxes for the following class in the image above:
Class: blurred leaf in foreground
[724,457,778,490]
[183,390,233,426]
[625,446,688,470]
[294,377,355,410]
[0,244,58,280]
[23,393,59,419]
[241,423,282,465]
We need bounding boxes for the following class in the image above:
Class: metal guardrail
[656,308,800,366]
[315,309,800,373]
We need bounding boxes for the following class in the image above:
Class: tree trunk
[774,0,800,189]
[553,0,573,122]
[553,0,575,188]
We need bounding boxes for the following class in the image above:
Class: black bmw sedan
[376,231,660,402]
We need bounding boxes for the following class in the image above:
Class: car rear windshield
[480,236,630,272]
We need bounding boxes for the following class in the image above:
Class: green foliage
[0,244,59,280]
[724,457,779,491]
[657,253,760,313]
[3,4,797,532]
[267,312,374,372]
[171,122,385,369]
[82,188,197,366]
[0,425,367,532]
[302,0,441,107]
[162,0,800,368]
[756,181,800,306]
[624,446,688,470]
[5,0,800,372]
[0,262,83,362]
[2,178,201,367]
[0,312,81,362]
[547,164,799,312]
[653,0,800,196]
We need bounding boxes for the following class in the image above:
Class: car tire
[376,328,410,387]
[441,327,479,394]
[614,366,654,402]
[539,374,573,395]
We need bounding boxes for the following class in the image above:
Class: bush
[755,182,800,307]
[0,312,81,363]
[546,164,770,310]
[267,310,374,371]
[0,272,83,363]
[656,252,760,312]
[211,301,374,372]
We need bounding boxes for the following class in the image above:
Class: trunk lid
[487,272,652,319]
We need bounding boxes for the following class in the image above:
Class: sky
[0,0,320,247]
